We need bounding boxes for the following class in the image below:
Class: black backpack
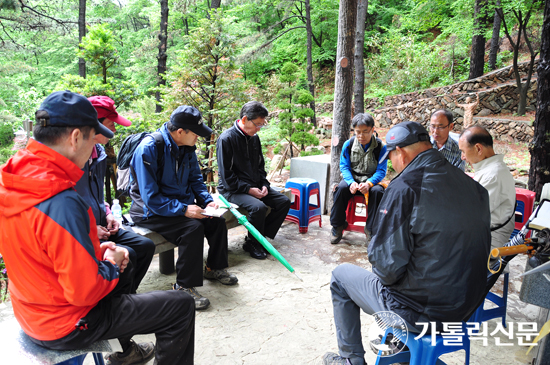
[116,131,164,194]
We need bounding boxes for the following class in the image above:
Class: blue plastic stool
[470,272,509,328]
[57,353,105,365]
[284,178,322,233]
[375,325,470,365]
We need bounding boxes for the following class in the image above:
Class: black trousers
[330,179,385,235]
[224,187,291,243]
[30,263,195,365]
[109,228,155,294]
[136,215,228,288]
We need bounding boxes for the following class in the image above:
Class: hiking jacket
[216,121,270,196]
[368,148,490,328]
[129,123,213,221]
[0,139,119,341]
[75,144,109,226]
[340,136,387,186]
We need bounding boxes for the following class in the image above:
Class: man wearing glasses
[429,109,465,171]
[217,101,291,260]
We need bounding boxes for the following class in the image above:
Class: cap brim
[95,122,114,138]
[191,123,213,138]
[111,114,132,127]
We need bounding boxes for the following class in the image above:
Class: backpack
[346,135,383,163]
[116,131,164,194]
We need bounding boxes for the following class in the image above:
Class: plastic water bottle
[111,199,123,226]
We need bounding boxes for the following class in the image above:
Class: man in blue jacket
[75,96,155,295]
[129,105,238,310]
[330,113,387,244]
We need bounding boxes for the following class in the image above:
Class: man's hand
[185,204,207,219]
[357,181,373,195]
[206,201,219,209]
[349,182,359,195]
[249,187,267,199]
[101,242,130,272]
[106,213,120,234]
[97,225,111,240]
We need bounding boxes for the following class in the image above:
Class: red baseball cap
[88,96,132,127]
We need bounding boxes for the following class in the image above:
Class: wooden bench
[0,318,120,365]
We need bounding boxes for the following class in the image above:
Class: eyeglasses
[250,119,268,129]
[429,124,450,131]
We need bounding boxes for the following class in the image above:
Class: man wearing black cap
[129,105,238,310]
[323,121,491,365]
[0,91,195,365]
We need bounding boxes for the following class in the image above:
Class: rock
[270,155,283,170]
[477,108,492,117]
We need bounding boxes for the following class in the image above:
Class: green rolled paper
[218,194,302,281]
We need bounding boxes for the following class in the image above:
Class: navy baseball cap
[169,105,212,137]
[380,121,430,161]
[36,91,114,139]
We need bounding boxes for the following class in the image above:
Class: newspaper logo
[368,311,408,357]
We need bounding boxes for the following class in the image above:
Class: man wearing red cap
[75,96,155,295]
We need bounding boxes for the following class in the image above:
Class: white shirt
[473,154,516,249]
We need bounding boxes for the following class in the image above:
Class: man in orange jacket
[0,91,195,365]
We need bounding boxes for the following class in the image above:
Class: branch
[18,0,76,27]
[252,26,306,54]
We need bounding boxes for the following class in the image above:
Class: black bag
[116,131,164,194]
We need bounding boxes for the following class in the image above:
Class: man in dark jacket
[129,105,238,310]
[75,96,155,295]
[323,121,491,365]
[217,101,291,260]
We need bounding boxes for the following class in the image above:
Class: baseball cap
[169,106,212,138]
[380,121,430,161]
[88,95,132,127]
[36,91,114,139]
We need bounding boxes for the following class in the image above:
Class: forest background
[0,0,546,169]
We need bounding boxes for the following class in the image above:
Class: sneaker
[105,340,155,365]
[330,222,348,244]
[322,352,363,365]
[243,239,267,260]
[204,265,238,285]
[172,283,210,310]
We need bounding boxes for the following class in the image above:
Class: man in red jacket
[0,91,195,365]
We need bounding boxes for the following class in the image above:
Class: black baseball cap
[36,91,114,139]
[380,121,430,161]
[169,105,212,138]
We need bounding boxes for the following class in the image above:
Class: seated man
[217,101,291,260]
[323,121,490,365]
[129,105,238,310]
[459,125,516,249]
[330,113,387,244]
[0,91,195,365]
[430,109,465,171]
[75,95,155,294]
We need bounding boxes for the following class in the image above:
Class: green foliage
[79,24,119,84]
[0,252,7,302]
[0,122,13,147]
[300,148,324,157]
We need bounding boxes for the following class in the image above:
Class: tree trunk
[305,0,316,127]
[156,0,169,113]
[329,0,357,212]
[78,0,86,78]
[528,0,550,199]
[210,0,221,8]
[353,0,368,115]
[469,0,488,80]
[488,0,501,70]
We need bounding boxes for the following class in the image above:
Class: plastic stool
[344,195,367,233]
[512,188,536,239]
[375,324,470,365]
[470,272,509,328]
[284,178,322,233]
[57,353,105,365]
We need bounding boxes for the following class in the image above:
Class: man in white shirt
[459,126,516,249]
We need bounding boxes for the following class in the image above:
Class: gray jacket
[368,148,491,328]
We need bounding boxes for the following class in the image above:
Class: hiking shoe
[322,352,364,365]
[243,239,267,260]
[330,222,348,244]
[172,283,210,310]
[105,340,155,365]
[204,265,238,285]
[369,334,408,356]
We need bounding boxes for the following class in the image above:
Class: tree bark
[353,0,368,115]
[156,0,169,113]
[469,0,488,80]
[529,0,550,199]
[329,0,357,212]
[305,0,316,127]
[78,0,86,78]
[210,0,221,8]
[488,0,502,70]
